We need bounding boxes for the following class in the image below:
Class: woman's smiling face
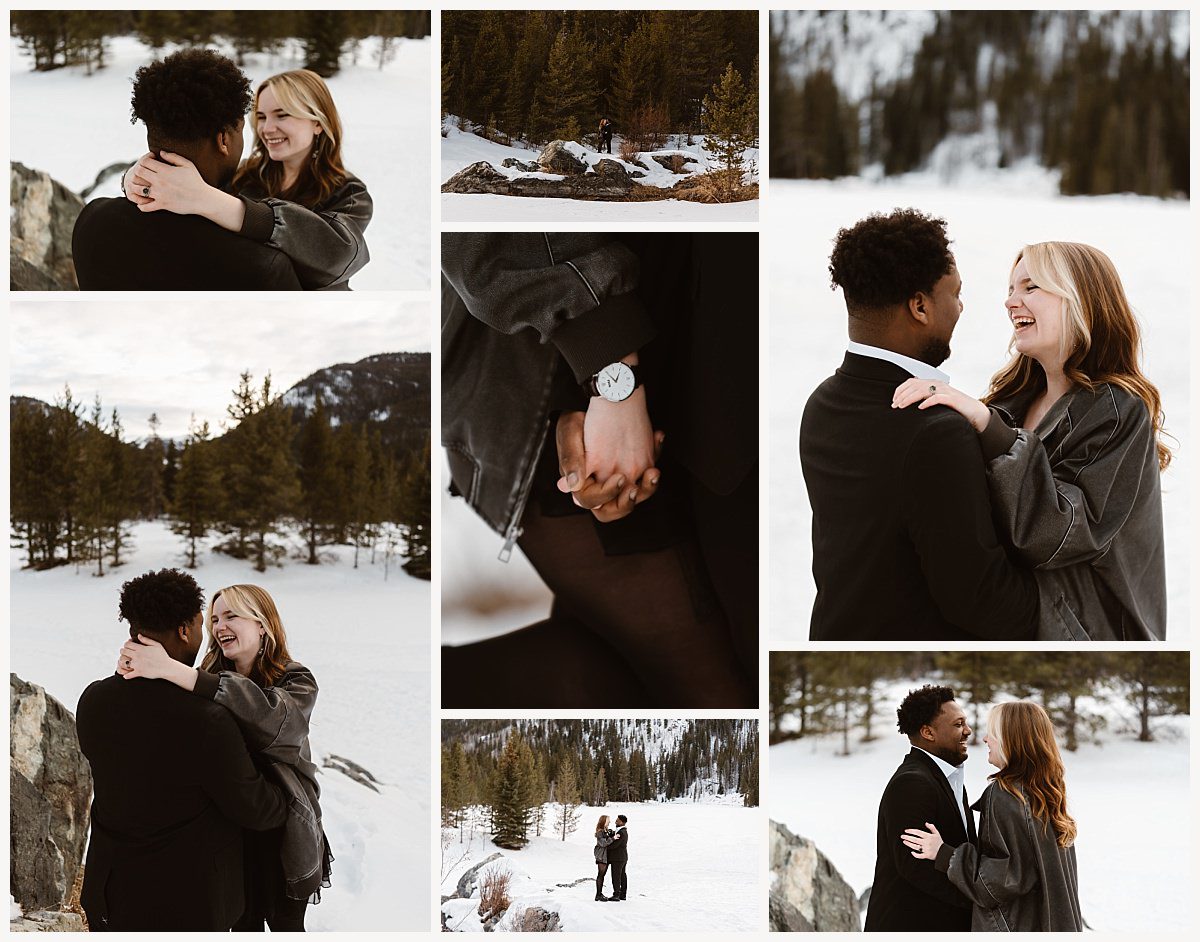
[1006,256,1066,366]
[255,84,320,163]
[210,593,263,667]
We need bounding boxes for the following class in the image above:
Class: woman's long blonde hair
[200,584,293,687]
[987,701,1076,848]
[595,815,610,833]
[232,69,346,207]
[983,241,1171,470]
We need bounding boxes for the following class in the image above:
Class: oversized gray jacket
[979,382,1166,640]
[935,783,1082,932]
[238,174,372,290]
[193,661,328,900]
[441,233,655,558]
[594,828,615,864]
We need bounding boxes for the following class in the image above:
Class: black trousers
[231,829,308,931]
[609,860,628,900]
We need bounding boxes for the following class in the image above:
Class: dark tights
[595,863,609,898]
[442,501,755,708]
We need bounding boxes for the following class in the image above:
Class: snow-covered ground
[9,519,431,931]
[768,174,1192,644]
[442,800,761,932]
[770,678,1191,931]
[441,123,758,221]
[9,34,431,290]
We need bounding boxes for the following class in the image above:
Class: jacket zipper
[498,422,548,562]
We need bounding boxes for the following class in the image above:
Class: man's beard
[918,338,951,368]
[931,743,968,767]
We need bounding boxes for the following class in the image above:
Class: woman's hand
[555,407,664,524]
[123,152,156,206]
[118,635,176,680]
[893,378,991,433]
[130,153,247,231]
[900,822,944,860]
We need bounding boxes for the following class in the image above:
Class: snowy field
[442,800,761,932]
[441,124,758,221]
[768,174,1192,644]
[9,519,431,930]
[770,679,1191,932]
[9,35,431,290]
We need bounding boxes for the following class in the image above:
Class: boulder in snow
[769,820,860,932]
[501,157,539,173]
[769,891,815,932]
[537,141,586,175]
[453,851,504,900]
[10,910,86,932]
[650,153,698,174]
[10,162,83,290]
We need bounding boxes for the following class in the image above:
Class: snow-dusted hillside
[442,802,761,932]
[9,519,431,930]
[768,176,1191,644]
[770,678,1191,931]
[9,34,431,290]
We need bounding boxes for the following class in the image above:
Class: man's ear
[178,622,190,642]
[215,128,234,156]
[918,723,936,744]
[907,292,931,325]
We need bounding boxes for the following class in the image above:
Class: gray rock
[10,910,86,932]
[79,160,135,201]
[10,163,83,290]
[511,906,561,932]
[10,675,92,914]
[650,153,698,173]
[769,891,815,932]
[537,141,586,175]
[441,161,515,195]
[322,754,380,792]
[769,820,860,932]
[442,160,640,201]
[500,157,539,173]
[592,159,629,180]
[453,852,504,900]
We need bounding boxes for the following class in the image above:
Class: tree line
[10,375,429,579]
[10,9,431,76]
[441,720,758,849]
[770,652,1190,754]
[770,10,1189,197]
[442,10,758,149]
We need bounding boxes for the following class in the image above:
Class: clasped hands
[555,386,664,524]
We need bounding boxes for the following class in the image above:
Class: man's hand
[555,409,664,524]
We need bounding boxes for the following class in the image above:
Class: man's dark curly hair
[896,684,956,737]
[118,569,204,636]
[130,48,251,142]
[829,209,955,314]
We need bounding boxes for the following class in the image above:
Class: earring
[258,634,266,656]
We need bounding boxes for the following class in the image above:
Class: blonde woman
[894,242,1168,640]
[901,701,1083,931]
[123,68,371,289]
[118,584,330,930]
[593,814,616,901]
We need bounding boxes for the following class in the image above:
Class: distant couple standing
[76,569,329,930]
[866,685,1082,932]
[801,209,1169,641]
[593,814,629,902]
[71,47,371,290]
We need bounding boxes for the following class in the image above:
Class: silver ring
[142,186,150,196]
[928,385,937,394]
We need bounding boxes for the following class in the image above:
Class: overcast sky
[10,297,431,440]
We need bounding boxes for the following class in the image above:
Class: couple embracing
[593,814,629,902]
[866,685,1082,932]
[76,569,329,931]
[802,209,1168,641]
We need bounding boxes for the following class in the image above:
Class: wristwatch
[585,361,643,403]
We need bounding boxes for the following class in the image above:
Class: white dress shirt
[914,746,969,836]
[847,340,950,384]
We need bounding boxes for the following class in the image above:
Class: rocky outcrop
[10,675,92,923]
[770,892,815,932]
[501,157,539,173]
[452,852,504,900]
[536,141,586,175]
[323,753,381,792]
[650,153,698,173]
[510,906,561,932]
[11,910,86,932]
[441,161,643,201]
[769,820,860,932]
[10,163,83,291]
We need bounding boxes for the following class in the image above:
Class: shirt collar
[847,341,950,384]
[915,746,963,783]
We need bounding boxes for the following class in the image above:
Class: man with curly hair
[864,685,976,932]
[76,569,289,930]
[799,208,1037,641]
[71,48,299,289]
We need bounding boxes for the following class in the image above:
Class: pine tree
[295,397,339,565]
[302,10,347,77]
[528,25,599,144]
[702,63,755,199]
[490,733,535,849]
[554,758,581,841]
[170,419,221,569]
[592,767,609,806]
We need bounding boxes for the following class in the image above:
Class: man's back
[72,197,300,290]
[76,674,286,930]
[800,352,1036,641]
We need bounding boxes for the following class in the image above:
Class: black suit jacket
[865,748,977,932]
[72,196,301,290]
[76,674,289,931]
[799,352,1037,640]
[607,825,629,863]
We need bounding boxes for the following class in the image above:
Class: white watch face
[596,362,635,402]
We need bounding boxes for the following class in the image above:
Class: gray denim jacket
[980,383,1166,640]
[936,784,1082,932]
[441,233,655,558]
[193,661,328,900]
[594,828,615,864]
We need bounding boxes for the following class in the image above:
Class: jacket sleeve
[935,796,1039,909]
[882,773,972,911]
[901,411,1039,638]
[440,233,657,383]
[595,831,615,848]
[192,666,317,766]
[981,388,1156,569]
[196,708,289,831]
[238,177,372,289]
